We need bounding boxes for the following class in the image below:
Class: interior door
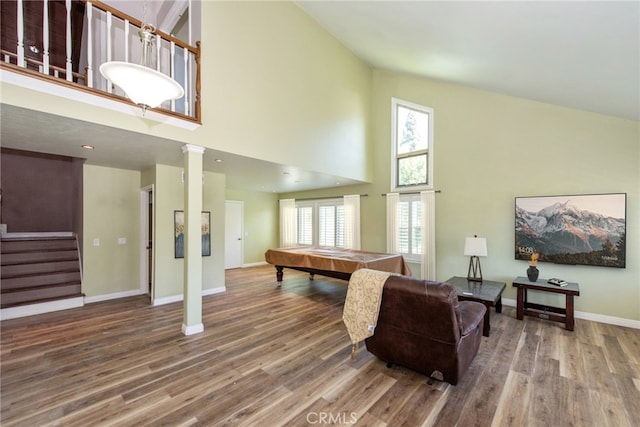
[225,201,243,269]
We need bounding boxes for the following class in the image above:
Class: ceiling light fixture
[81,144,95,150]
[99,1,183,115]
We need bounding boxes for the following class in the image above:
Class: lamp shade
[464,237,487,257]
[100,62,184,109]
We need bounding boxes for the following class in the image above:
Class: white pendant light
[100,60,183,111]
[100,5,184,115]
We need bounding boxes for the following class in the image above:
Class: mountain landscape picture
[515,194,626,268]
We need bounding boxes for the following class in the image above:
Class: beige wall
[82,162,226,302]
[225,189,280,265]
[82,165,141,297]
[153,164,226,301]
[285,70,639,322]
[201,1,373,182]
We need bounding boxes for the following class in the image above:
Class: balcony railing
[1,0,201,123]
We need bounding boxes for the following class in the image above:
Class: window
[397,194,423,261]
[296,199,345,247]
[297,205,313,245]
[391,98,434,191]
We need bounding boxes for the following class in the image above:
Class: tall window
[296,199,345,247]
[391,98,434,191]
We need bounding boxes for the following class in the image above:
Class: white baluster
[183,46,189,115]
[43,0,50,75]
[106,11,112,93]
[86,2,93,87]
[156,33,161,71]
[17,0,25,67]
[65,0,72,81]
[124,19,129,62]
[170,41,176,111]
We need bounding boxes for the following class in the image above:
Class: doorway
[225,200,243,269]
[140,185,154,300]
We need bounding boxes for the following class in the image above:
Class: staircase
[1,234,84,314]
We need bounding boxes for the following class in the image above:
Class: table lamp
[464,235,487,282]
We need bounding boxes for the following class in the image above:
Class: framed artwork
[515,193,626,268]
[175,210,211,258]
[201,211,211,256]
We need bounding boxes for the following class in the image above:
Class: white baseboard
[501,298,640,329]
[203,286,226,296]
[84,289,142,304]
[153,294,183,306]
[242,261,269,268]
[182,323,204,335]
[0,297,84,321]
[153,286,226,306]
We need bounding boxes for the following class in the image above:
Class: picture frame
[175,210,211,258]
[515,193,626,268]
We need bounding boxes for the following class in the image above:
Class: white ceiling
[296,0,639,121]
[0,104,362,193]
[2,1,638,193]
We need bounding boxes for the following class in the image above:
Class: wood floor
[1,265,639,426]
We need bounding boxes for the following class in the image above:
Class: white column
[181,144,205,335]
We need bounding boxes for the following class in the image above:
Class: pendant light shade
[100,21,184,114]
[99,61,184,110]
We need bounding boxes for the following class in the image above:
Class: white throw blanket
[342,268,393,360]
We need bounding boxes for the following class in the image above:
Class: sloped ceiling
[295,0,639,121]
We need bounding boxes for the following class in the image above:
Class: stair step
[0,293,85,309]
[1,250,79,266]
[0,284,83,308]
[2,261,80,278]
[1,271,82,290]
[1,238,77,254]
[0,235,82,310]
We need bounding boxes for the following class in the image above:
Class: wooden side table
[512,277,580,331]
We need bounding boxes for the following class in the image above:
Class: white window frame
[295,198,345,248]
[397,193,423,263]
[391,98,434,192]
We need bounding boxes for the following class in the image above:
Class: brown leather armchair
[365,275,487,385]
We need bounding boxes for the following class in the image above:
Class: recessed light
[214,158,222,163]
[82,145,95,150]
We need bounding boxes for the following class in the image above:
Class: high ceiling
[296,0,639,121]
[2,1,638,193]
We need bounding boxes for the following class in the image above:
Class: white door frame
[139,185,154,300]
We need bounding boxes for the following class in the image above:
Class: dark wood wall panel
[1,148,83,235]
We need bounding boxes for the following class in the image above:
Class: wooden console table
[512,276,580,331]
